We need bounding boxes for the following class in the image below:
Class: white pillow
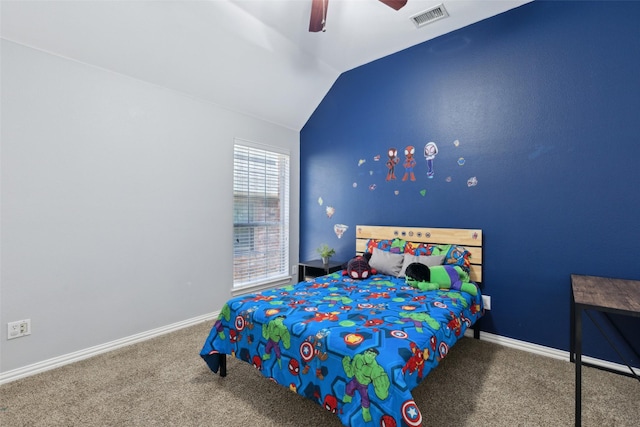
[398,254,446,278]
[369,248,404,277]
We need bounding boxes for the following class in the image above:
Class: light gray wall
[0,40,300,373]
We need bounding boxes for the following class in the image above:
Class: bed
[200,225,484,427]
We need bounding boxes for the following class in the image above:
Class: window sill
[231,275,294,297]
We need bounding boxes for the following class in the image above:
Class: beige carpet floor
[1,320,638,426]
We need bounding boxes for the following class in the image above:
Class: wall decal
[326,206,335,218]
[334,224,348,239]
[424,142,438,179]
[318,197,324,205]
[348,137,472,197]
[402,145,417,181]
[385,148,399,181]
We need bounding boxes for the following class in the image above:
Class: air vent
[410,3,449,28]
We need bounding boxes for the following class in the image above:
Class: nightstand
[298,259,344,282]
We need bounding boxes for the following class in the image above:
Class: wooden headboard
[355,225,483,284]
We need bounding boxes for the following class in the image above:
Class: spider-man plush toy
[342,253,376,280]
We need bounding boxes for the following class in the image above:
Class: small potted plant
[316,243,336,266]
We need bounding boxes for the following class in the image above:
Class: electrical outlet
[482,295,491,310]
[291,265,298,276]
[8,319,31,340]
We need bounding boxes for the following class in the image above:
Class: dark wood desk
[298,259,344,282]
[570,274,640,426]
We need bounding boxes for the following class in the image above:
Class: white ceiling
[1,0,532,130]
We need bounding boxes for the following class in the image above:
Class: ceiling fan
[309,0,408,32]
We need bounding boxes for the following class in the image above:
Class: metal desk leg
[570,293,575,363]
[574,304,582,427]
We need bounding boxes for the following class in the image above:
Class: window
[233,140,290,289]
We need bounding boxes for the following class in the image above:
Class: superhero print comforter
[200,272,483,427]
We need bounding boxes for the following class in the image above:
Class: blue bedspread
[200,272,483,427]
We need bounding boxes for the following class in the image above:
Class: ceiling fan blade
[379,0,407,11]
[309,0,329,32]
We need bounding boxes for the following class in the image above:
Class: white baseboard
[466,328,640,376]
[0,311,219,385]
[3,318,636,385]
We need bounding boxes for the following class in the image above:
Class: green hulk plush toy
[405,263,478,296]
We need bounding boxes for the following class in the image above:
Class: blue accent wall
[300,1,640,365]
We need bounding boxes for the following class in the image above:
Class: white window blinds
[233,141,290,287]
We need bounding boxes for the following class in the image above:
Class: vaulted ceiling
[1,0,532,130]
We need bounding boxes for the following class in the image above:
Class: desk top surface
[571,274,640,315]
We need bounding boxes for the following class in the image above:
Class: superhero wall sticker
[353,139,478,196]
[314,139,478,239]
[318,196,349,239]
